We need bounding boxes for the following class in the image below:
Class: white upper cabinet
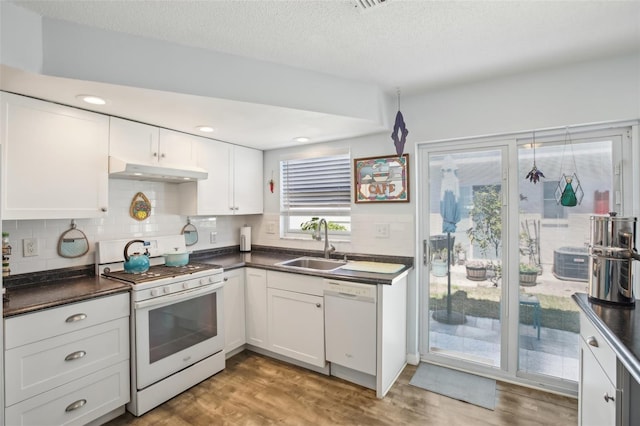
[109,117,196,169]
[0,92,109,219]
[233,145,263,215]
[180,140,263,216]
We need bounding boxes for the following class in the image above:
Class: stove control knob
[199,278,206,286]
[150,288,160,297]
[183,281,190,290]
[163,286,171,294]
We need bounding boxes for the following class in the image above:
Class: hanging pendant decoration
[269,170,275,193]
[391,88,408,157]
[554,127,583,207]
[525,131,545,184]
[130,192,152,221]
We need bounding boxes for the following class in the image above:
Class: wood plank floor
[106,351,578,425]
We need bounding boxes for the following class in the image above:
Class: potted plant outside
[300,217,347,237]
[466,186,502,280]
[465,260,487,281]
[519,263,540,286]
[431,248,449,277]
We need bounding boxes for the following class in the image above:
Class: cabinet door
[267,288,325,367]
[1,93,109,219]
[245,268,268,349]
[181,139,233,215]
[158,128,197,169]
[580,340,616,426]
[109,117,159,165]
[233,145,263,214]
[223,268,246,354]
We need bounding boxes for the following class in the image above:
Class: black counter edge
[572,292,640,383]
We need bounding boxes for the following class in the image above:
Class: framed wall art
[354,154,410,203]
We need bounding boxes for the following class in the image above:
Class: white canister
[240,225,251,252]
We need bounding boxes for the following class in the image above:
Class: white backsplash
[2,180,415,275]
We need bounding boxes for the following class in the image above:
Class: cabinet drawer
[5,360,129,426]
[5,317,129,406]
[5,293,129,349]
[267,270,323,296]
[580,312,617,384]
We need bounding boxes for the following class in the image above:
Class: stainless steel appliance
[96,236,225,416]
[588,213,640,306]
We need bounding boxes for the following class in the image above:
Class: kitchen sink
[277,256,347,271]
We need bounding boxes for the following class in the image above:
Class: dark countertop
[3,276,130,318]
[2,246,413,318]
[193,250,413,285]
[573,292,640,383]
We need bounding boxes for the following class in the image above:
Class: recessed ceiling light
[197,126,215,133]
[76,94,107,105]
[294,137,310,143]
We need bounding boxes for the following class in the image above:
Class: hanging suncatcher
[554,127,583,207]
[391,88,408,157]
[525,131,544,184]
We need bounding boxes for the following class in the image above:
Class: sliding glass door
[423,145,507,368]
[418,125,631,392]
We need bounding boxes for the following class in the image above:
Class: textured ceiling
[4,0,640,149]
[11,0,640,93]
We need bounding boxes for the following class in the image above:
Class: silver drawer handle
[65,313,87,323]
[65,350,86,361]
[604,393,615,403]
[587,336,599,347]
[65,399,87,412]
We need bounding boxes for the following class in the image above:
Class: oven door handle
[134,282,223,310]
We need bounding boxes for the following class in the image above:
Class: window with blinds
[280,153,352,237]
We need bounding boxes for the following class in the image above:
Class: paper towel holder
[240,225,251,252]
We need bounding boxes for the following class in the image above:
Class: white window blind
[280,153,351,235]
[281,154,351,210]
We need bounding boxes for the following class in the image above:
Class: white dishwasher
[324,279,377,378]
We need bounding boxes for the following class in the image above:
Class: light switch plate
[267,222,276,234]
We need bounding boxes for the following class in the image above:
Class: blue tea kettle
[123,239,150,274]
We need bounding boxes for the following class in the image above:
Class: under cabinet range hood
[108,157,208,182]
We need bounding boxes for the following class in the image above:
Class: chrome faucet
[315,218,336,259]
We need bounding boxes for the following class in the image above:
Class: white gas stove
[96,235,226,416]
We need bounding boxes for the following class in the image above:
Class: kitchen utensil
[588,213,639,306]
[124,239,150,273]
[181,218,198,246]
[164,248,190,267]
[57,220,90,258]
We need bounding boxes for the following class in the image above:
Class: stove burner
[103,262,220,284]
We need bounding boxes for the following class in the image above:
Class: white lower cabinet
[223,268,246,355]
[4,293,130,426]
[578,311,620,426]
[245,268,268,349]
[266,271,325,368]
[5,360,129,426]
[267,288,325,368]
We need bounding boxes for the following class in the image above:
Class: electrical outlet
[374,223,390,238]
[23,238,38,257]
[210,232,217,244]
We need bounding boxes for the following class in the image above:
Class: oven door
[133,283,224,389]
